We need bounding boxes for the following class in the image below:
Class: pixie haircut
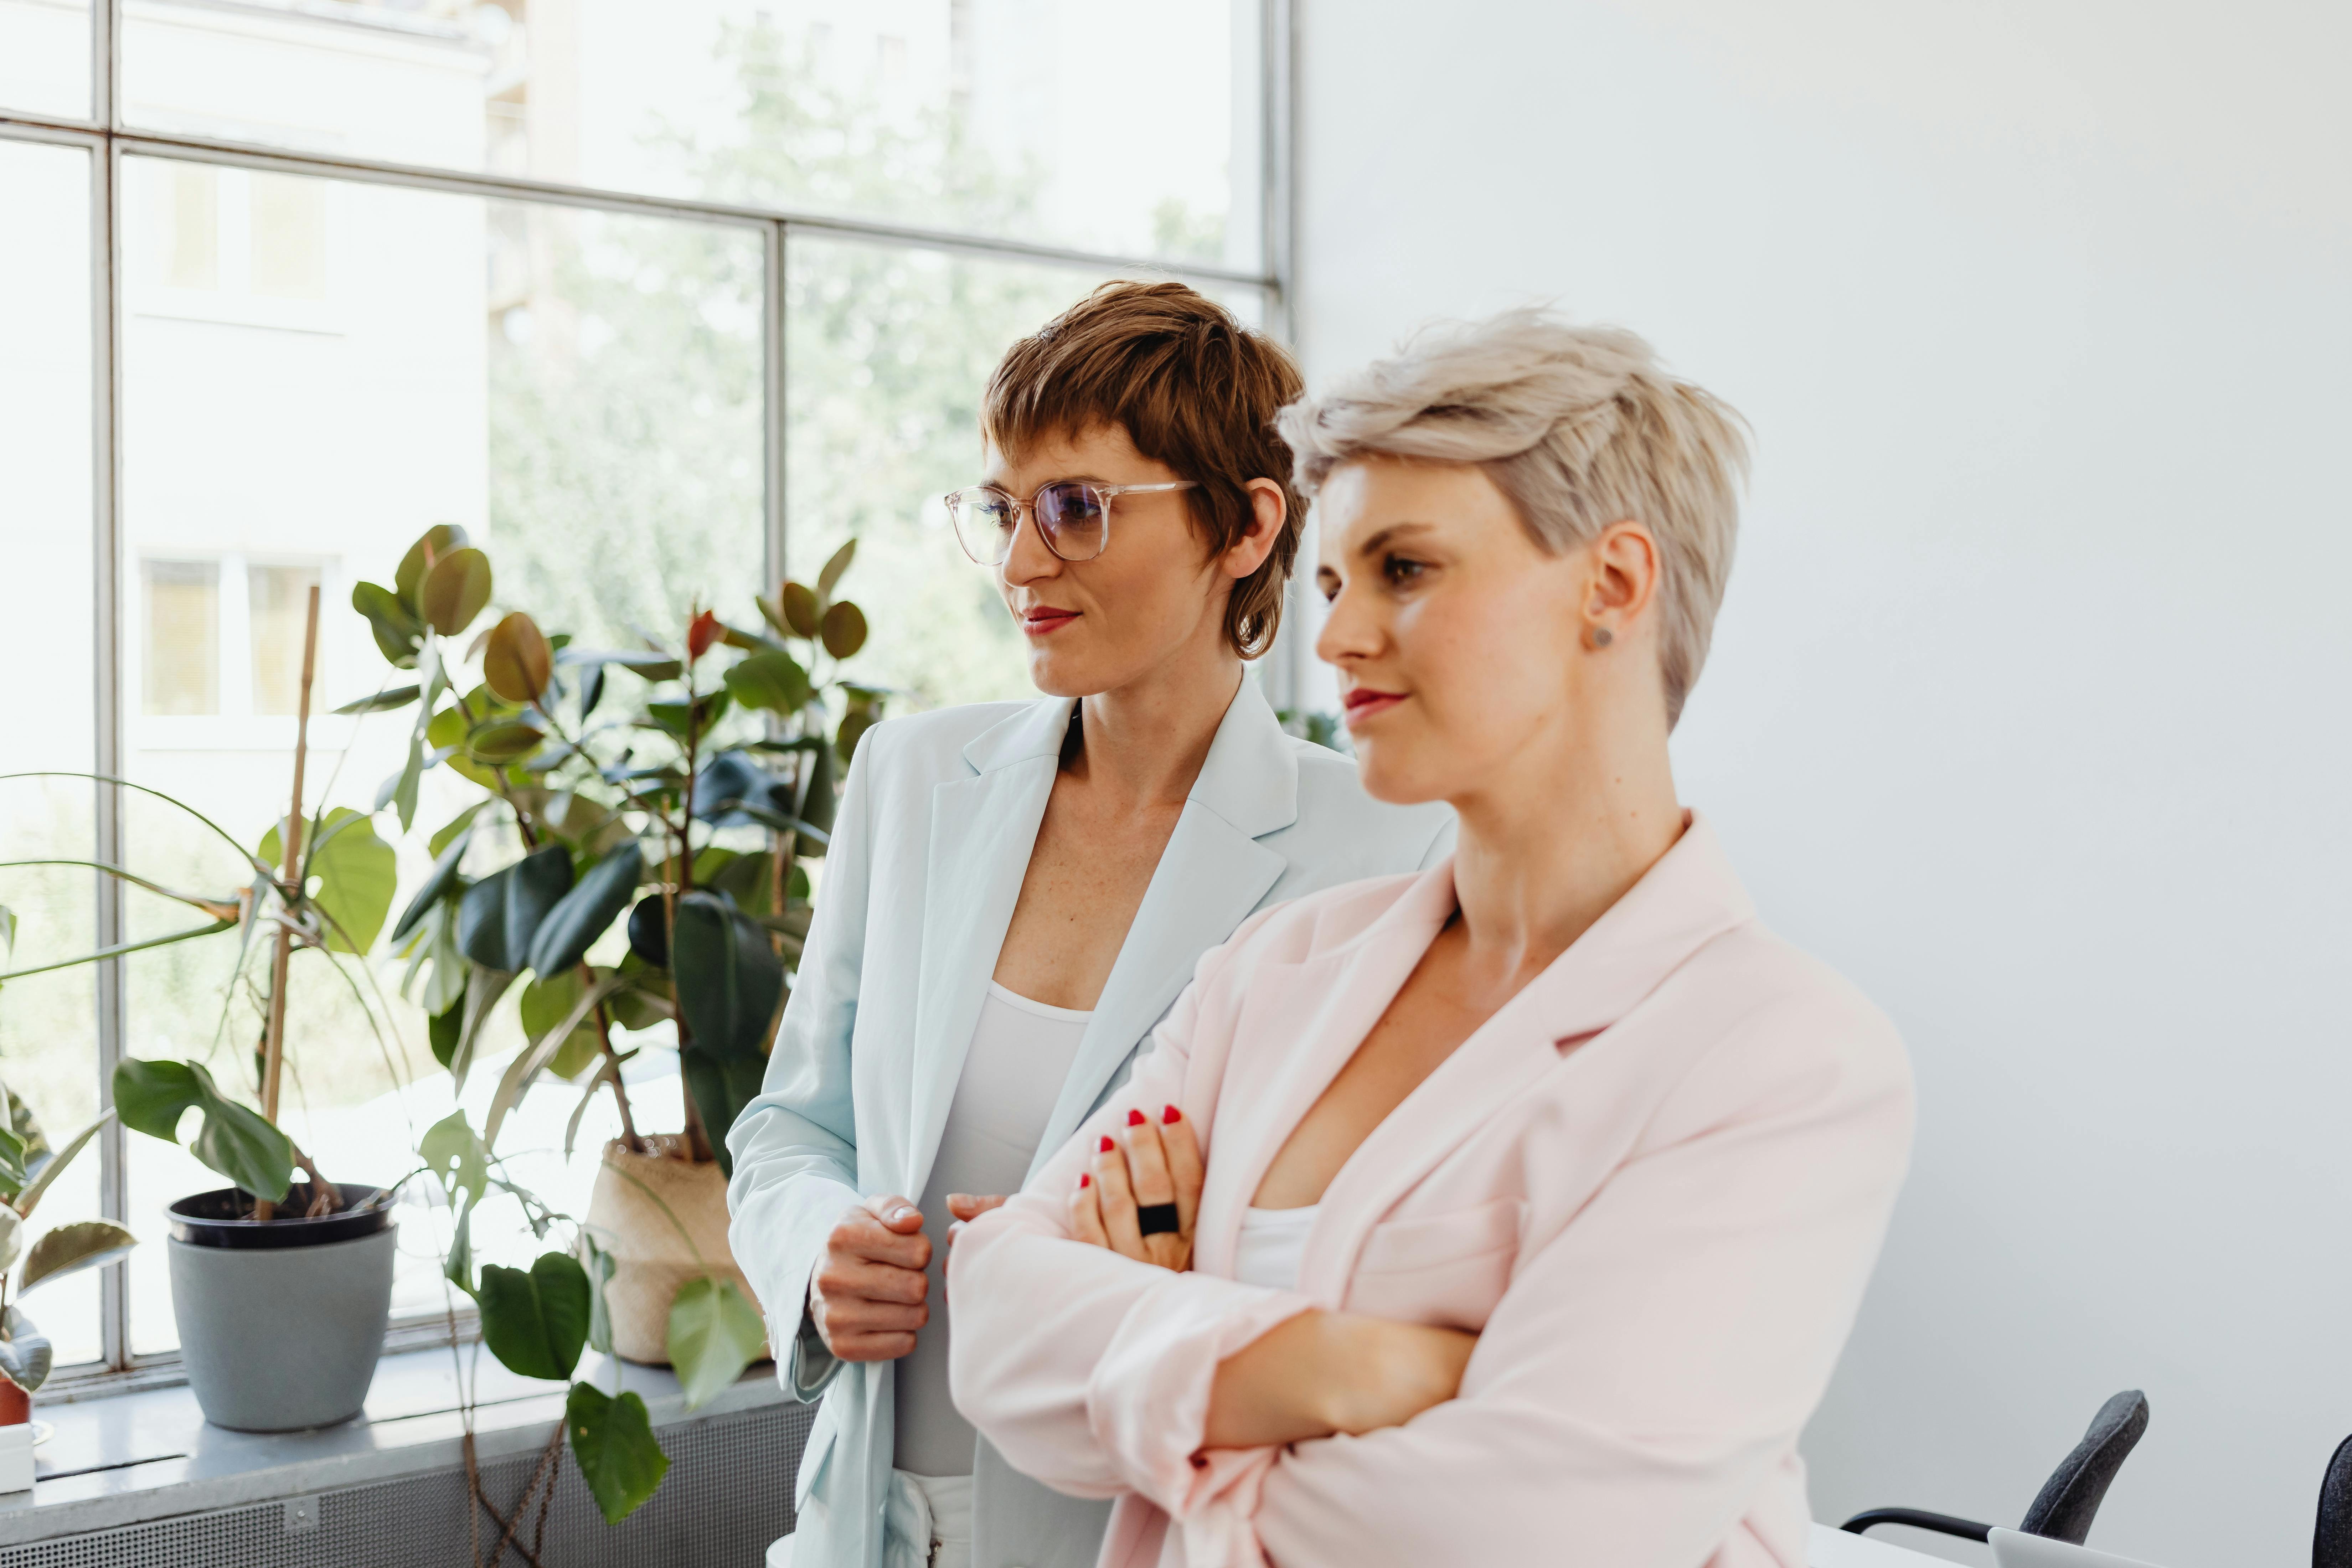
[982,280,1305,659]
[1279,309,1749,727]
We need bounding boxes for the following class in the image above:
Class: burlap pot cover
[584,1135,769,1366]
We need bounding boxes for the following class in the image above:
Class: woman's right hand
[809,1194,932,1362]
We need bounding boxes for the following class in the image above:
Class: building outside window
[0,0,1285,1381]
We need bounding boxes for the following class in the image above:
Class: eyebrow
[1352,521,1441,557]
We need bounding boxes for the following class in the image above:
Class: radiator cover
[0,1400,812,1568]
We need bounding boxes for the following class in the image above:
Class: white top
[1232,1205,1320,1293]
[894,982,1093,1477]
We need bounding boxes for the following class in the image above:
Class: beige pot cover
[583,1135,769,1367]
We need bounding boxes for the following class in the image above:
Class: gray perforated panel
[0,1400,811,1568]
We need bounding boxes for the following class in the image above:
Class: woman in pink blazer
[948,310,1915,1568]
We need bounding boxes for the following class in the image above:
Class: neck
[1068,639,1244,808]
[1445,697,1684,980]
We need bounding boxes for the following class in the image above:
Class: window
[2,0,1285,1381]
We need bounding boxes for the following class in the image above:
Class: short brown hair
[982,280,1305,658]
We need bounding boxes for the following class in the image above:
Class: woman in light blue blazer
[727,281,1451,1568]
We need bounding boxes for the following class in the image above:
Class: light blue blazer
[725,679,1453,1568]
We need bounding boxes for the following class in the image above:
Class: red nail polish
[1126,1109,1146,1127]
[1162,1104,1181,1124]
[1099,1135,1115,1152]
[1079,1174,1091,1188]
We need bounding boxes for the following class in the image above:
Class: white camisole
[1232,1205,1320,1293]
[893,982,1092,1478]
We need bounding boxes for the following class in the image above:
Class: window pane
[120,0,1266,269]
[119,156,764,1351]
[0,0,91,120]
[142,559,220,716]
[248,563,321,715]
[0,140,103,1372]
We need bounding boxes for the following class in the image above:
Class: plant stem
[254,586,320,1224]
[584,980,644,1154]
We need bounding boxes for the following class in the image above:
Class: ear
[1582,521,1661,645]
[1219,479,1287,581]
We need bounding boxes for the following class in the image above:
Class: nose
[1314,577,1381,669]
[999,505,1064,590]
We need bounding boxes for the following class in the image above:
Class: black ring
[1136,1202,1181,1237]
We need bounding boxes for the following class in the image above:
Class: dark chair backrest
[2019,1390,2151,1544]
[2311,1433,2352,1568]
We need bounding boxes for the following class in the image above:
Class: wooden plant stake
[253,585,321,1223]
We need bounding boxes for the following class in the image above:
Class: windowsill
[0,1341,786,1547]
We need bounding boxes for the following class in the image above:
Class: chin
[1350,739,1451,806]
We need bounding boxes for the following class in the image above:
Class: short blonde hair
[1279,309,1749,727]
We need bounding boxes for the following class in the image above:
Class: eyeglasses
[942,479,1199,566]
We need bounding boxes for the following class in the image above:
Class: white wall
[1295,4,2352,1565]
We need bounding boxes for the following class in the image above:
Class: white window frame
[0,0,1295,1396]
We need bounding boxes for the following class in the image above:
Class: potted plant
[0,1079,137,1425]
[0,585,404,1432]
[352,525,880,1369]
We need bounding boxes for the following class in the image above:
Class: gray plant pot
[165,1185,397,1433]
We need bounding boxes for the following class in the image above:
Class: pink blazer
[948,814,1914,1568]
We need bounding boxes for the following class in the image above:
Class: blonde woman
[949,311,1914,1567]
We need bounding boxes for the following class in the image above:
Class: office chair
[2311,1432,2352,1568]
[1843,1389,2151,1547]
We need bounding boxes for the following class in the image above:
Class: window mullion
[94,129,130,1374]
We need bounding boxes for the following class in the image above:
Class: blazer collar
[958,679,1300,837]
[906,680,1302,1197]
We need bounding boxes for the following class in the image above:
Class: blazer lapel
[901,702,1069,1199]
[1304,813,1758,1293]
[1026,679,1305,1176]
[1191,865,1460,1277]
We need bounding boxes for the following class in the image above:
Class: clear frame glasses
[943,479,1199,566]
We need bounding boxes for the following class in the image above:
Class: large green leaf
[816,537,856,597]
[478,1251,591,1382]
[20,1219,136,1293]
[487,969,628,1147]
[671,892,783,1064]
[0,1307,52,1396]
[418,1111,490,1208]
[12,1109,109,1219]
[679,1049,768,1178]
[820,599,867,660]
[645,691,731,741]
[525,839,643,978]
[394,523,470,608]
[259,808,397,955]
[482,612,554,705]
[390,828,472,946]
[111,1058,294,1202]
[418,547,493,636]
[722,651,811,715]
[332,685,419,716]
[455,844,573,971]
[795,737,837,841]
[567,1383,670,1525]
[351,581,424,668]
[667,1276,766,1410]
[516,970,604,1084]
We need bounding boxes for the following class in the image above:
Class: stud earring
[1590,626,1614,649]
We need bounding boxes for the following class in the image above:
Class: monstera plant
[352,524,877,1401]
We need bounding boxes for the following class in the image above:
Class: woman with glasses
[949,311,1914,1567]
[728,281,1453,1568]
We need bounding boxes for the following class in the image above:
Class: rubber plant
[0,1011,136,1416]
[350,525,877,1508]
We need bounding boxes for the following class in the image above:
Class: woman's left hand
[1070,1104,1203,1272]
